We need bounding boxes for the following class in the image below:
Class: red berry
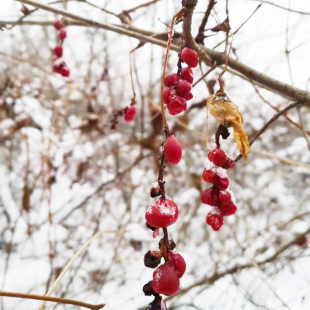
[201,187,220,206]
[185,93,193,101]
[145,198,179,228]
[59,28,67,40]
[164,135,182,165]
[208,148,227,167]
[164,73,179,87]
[163,87,173,105]
[168,96,187,115]
[175,80,191,98]
[222,158,235,169]
[202,165,229,190]
[220,201,237,217]
[60,66,70,77]
[124,106,136,122]
[219,190,231,206]
[152,264,180,296]
[52,60,65,74]
[206,208,223,231]
[53,45,63,58]
[168,251,186,278]
[180,67,194,84]
[296,236,308,248]
[181,47,199,68]
[54,20,63,30]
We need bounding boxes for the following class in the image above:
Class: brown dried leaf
[207,94,250,160]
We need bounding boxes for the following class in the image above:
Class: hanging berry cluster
[143,184,186,309]
[163,47,198,115]
[52,20,70,77]
[201,147,237,231]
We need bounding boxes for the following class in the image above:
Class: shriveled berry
[164,135,182,165]
[296,235,308,248]
[219,190,231,206]
[181,47,199,68]
[145,198,178,228]
[175,80,191,98]
[144,250,161,268]
[168,96,187,115]
[180,67,194,84]
[208,148,227,167]
[201,187,220,206]
[163,87,173,105]
[220,201,237,216]
[53,45,63,57]
[143,281,156,296]
[164,73,179,86]
[124,105,136,122]
[202,166,229,190]
[150,182,161,198]
[54,20,64,30]
[206,208,223,231]
[159,237,176,250]
[60,66,70,77]
[222,158,235,169]
[185,93,193,101]
[58,28,67,40]
[152,264,180,296]
[168,251,186,278]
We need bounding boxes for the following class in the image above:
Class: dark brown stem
[161,227,169,261]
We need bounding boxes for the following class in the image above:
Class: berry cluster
[163,47,198,115]
[201,148,237,231]
[123,105,136,122]
[143,187,186,309]
[52,20,70,77]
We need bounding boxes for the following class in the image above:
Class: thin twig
[251,0,310,15]
[125,0,160,14]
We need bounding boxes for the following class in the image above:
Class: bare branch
[251,0,310,15]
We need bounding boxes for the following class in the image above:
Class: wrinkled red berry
[152,264,180,296]
[175,80,191,98]
[124,106,136,122]
[164,73,179,87]
[164,135,182,165]
[219,190,231,206]
[206,208,223,231]
[201,187,220,206]
[180,67,194,84]
[220,201,237,216]
[145,198,179,228]
[185,93,193,101]
[168,96,187,115]
[53,45,63,58]
[52,60,65,74]
[163,87,173,105]
[222,158,235,169]
[181,47,199,68]
[202,165,229,190]
[60,66,70,77]
[59,28,67,40]
[208,148,227,167]
[168,251,186,278]
[54,20,64,30]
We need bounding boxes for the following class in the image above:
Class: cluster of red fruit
[123,105,136,122]
[52,20,70,77]
[201,148,237,231]
[163,47,198,115]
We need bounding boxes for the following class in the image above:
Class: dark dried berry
[150,182,161,198]
[144,250,161,268]
[158,237,176,250]
[146,296,167,310]
[143,281,156,296]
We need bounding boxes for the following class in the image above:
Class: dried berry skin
[164,135,182,165]
[201,187,220,206]
[54,20,64,30]
[168,251,186,278]
[59,28,67,40]
[206,208,224,231]
[181,47,199,68]
[164,73,179,87]
[158,237,176,250]
[152,264,180,296]
[144,250,161,268]
[124,106,136,122]
[143,281,157,296]
[146,297,167,310]
[175,80,191,98]
[220,201,237,216]
[180,67,194,84]
[150,182,161,198]
[168,96,187,115]
[145,198,179,228]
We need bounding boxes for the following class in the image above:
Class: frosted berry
[202,166,229,190]
[175,80,191,98]
[208,148,227,167]
[206,208,223,231]
[152,264,180,296]
[168,96,187,115]
[145,198,178,228]
[59,28,67,40]
[201,187,220,206]
[220,201,237,217]
[222,158,235,169]
[54,20,64,30]
[219,190,231,206]
[163,87,172,105]
[164,135,182,165]
[53,45,63,58]
[60,66,70,77]
[164,73,179,87]
[185,93,193,101]
[180,67,194,84]
[168,251,186,278]
[181,47,199,68]
[124,106,136,122]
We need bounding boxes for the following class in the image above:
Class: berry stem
[161,227,169,262]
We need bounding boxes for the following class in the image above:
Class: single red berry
[181,47,199,68]
[222,158,235,169]
[152,264,180,296]
[208,148,227,167]
[163,87,173,105]
[164,135,182,165]
[201,187,220,206]
[185,93,193,101]
[164,73,179,87]
[175,80,191,98]
[52,60,65,74]
[58,28,67,40]
[54,20,64,30]
[219,190,231,206]
[145,198,179,228]
[220,201,237,217]
[52,63,61,73]
[168,251,186,278]
[168,96,187,115]
[124,106,136,122]
[296,236,308,248]
[202,165,229,190]
[206,208,224,231]
[60,66,70,77]
[53,45,63,58]
[180,67,194,84]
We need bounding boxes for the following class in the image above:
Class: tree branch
[251,0,310,15]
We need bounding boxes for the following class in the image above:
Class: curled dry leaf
[207,94,250,160]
